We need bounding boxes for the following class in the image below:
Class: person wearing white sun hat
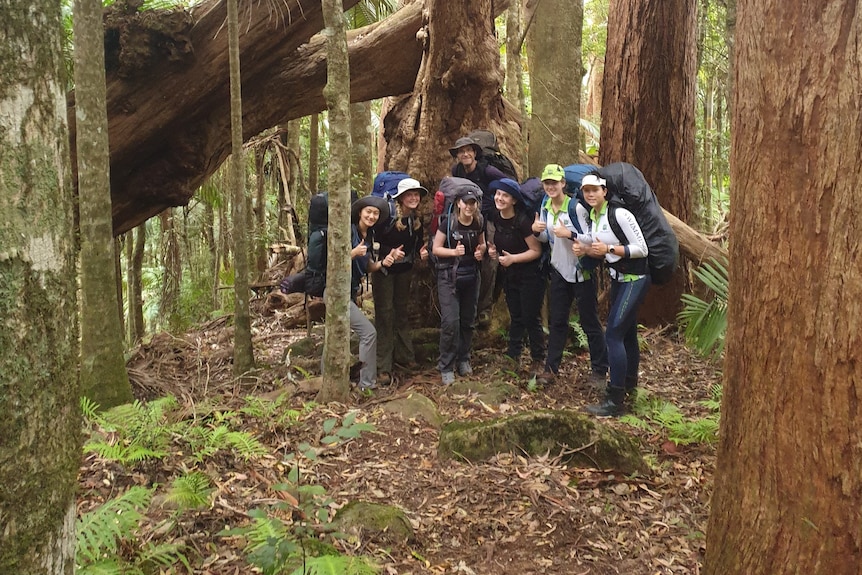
[372,177,429,385]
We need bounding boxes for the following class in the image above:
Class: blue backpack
[371,171,410,230]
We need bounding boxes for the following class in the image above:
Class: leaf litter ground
[80,300,719,575]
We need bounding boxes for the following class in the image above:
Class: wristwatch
[608,245,616,255]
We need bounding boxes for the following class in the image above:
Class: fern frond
[226,431,269,459]
[77,486,153,564]
[165,471,214,510]
[288,554,379,575]
[138,541,190,570]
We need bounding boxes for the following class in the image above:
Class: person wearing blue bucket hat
[487,178,546,376]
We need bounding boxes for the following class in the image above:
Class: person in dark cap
[486,178,545,376]
[372,177,429,384]
[449,135,510,329]
[338,196,392,390]
[431,180,487,384]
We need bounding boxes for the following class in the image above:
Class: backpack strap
[606,205,647,276]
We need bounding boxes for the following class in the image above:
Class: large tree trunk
[704,2,862,573]
[0,1,80,571]
[76,0,133,409]
[600,0,697,325]
[526,0,584,171]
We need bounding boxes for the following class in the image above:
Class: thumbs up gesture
[453,242,466,257]
[531,212,546,234]
[391,244,406,262]
[488,242,498,260]
[553,221,570,238]
[474,242,485,261]
[499,250,513,267]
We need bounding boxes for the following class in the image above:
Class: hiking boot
[457,362,473,376]
[358,381,377,392]
[587,371,607,390]
[585,388,626,417]
[529,360,545,377]
[378,372,393,386]
[441,371,456,385]
[536,370,556,387]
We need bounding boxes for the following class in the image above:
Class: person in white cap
[573,172,649,416]
[372,177,429,384]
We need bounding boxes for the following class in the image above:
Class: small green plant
[568,315,589,349]
[82,396,186,465]
[622,386,721,446]
[678,257,728,358]
[77,486,191,575]
[165,471,215,510]
[184,424,269,463]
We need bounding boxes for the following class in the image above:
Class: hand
[553,222,570,238]
[587,241,606,258]
[474,243,485,261]
[391,244,406,262]
[487,242,498,260]
[351,244,368,258]
[531,212,546,234]
[453,242,466,257]
[572,241,585,257]
[419,244,429,261]
[499,250,514,267]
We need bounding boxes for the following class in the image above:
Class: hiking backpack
[371,170,410,230]
[304,192,330,297]
[597,162,680,284]
[563,164,595,209]
[428,177,484,268]
[467,129,519,181]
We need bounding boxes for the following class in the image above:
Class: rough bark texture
[0,1,80,571]
[600,0,697,324]
[350,101,374,193]
[227,0,254,375]
[526,0,584,172]
[704,2,862,574]
[75,0,134,408]
[381,0,522,184]
[318,0,353,403]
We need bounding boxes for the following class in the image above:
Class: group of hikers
[336,134,653,418]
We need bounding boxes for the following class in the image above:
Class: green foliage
[165,471,215,510]
[240,394,304,429]
[347,0,397,28]
[222,414,377,574]
[567,315,589,349]
[678,258,728,358]
[621,386,721,446]
[319,411,376,445]
[76,486,192,575]
[83,395,270,466]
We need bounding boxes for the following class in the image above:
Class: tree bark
[526,0,584,171]
[600,0,697,325]
[75,0,134,408]
[704,2,862,573]
[227,0,254,375]
[505,1,527,169]
[350,101,374,193]
[318,0,353,403]
[128,224,146,344]
[0,1,80,571]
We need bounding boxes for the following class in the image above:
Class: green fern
[622,389,721,446]
[165,471,215,510]
[288,555,379,575]
[77,486,153,564]
[83,440,168,465]
[678,257,728,358]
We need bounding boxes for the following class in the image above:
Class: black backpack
[304,192,330,297]
[597,163,679,285]
[467,129,519,181]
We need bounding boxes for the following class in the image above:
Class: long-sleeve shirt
[535,196,590,283]
[575,202,648,281]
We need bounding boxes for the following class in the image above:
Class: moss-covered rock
[382,393,443,428]
[333,501,414,544]
[438,410,647,474]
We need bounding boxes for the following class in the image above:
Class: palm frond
[678,257,729,358]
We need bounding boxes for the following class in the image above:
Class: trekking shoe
[457,362,473,376]
[441,371,456,385]
[587,371,607,390]
[378,372,393,386]
[529,360,545,377]
[536,370,556,387]
[358,381,377,392]
[585,397,625,417]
